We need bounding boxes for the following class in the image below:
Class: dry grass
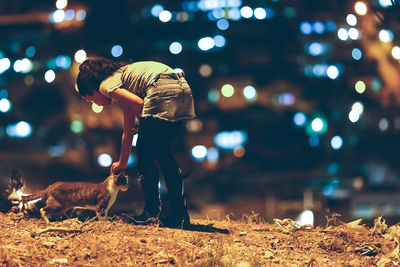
[0,211,399,266]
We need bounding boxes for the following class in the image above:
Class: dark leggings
[136,116,183,209]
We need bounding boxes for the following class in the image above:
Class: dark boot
[159,195,190,228]
[133,169,161,224]
[159,170,190,228]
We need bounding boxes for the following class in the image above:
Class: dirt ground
[1,211,400,267]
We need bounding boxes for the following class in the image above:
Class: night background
[1,0,400,227]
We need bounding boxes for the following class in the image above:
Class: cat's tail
[21,190,48,202]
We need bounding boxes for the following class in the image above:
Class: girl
[75,58,195,228]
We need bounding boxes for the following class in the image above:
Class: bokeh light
[44,70,56,83]
[159,10,172,22]
[91,103,103,113]
[76,10,86,21]
[214,130,248,150]
[379,118,389,131]
[0,98,11,113]
[208,89,220,103]
[191,145,207,161]
[254,7,267,20]
[213,35,226,47]
[74,49,86,63]
[56,0,68,9]
[243,85,257,101]
[346,14,357,26]
[330,136,343,150]
[169,42,183,54]
[240,6,253,19]
[293,112,307,126]
[151,4,164,17]
[351,48,362,60]
[199,64,212,77]
[355,2,367,15]
[207,147,219,163]
[355,80,366,94]
[217,19,229,30]
[379,29,394,43]
[337,28,348,41]
[0,58,11,74]
[300,21,312,35]
[51,10,65,23]
[233,146,245,158]
[97,153,112,167]
[198,37,215,51]
[111,45,123,57]
[70,120,84,133]
[348,28,360,40]
[221,84,234,97]
[392,46,400,60]
[327,65,339,79]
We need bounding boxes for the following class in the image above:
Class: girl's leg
[135,117,161,220]
[151,118,190,227]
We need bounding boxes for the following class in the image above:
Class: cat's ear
[116,174,128,186]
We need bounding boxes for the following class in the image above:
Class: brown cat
[8,173,129,223]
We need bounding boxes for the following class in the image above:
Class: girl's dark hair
[76,57,127,96]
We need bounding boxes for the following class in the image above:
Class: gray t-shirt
[99,61,195,122]
[99,61,175,99]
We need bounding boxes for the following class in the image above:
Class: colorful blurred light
[254,7,267,20]
[313,21,325,34]
[208,89,220,103]
[348,27,360,40]
[0,98,11,113]
[293,112,307,126]
[392,46,400,60]
[309,135,320,146]
[379,29,394,43]
[25,46,36,58]
[56,0,68,9]
[379,118,389,131]
[221,84,234,97]
[346,14,357,26]
[151,4,164,17]
[98,153,112,167]
[355,80,366,94]
[111,45,123,57]
[44,70,56,83]
[51,10,65,23]
[379,0,393,7]
[65,9,75,20]
[70,120,83,133]
[91,103,103,113]
[243,85,257,101]
[0,58,11,74]
[169,42,183,54]
[207,147,219,163]
[240,6,253,18]
[352,48,362,60]
[337,28,348,41]
[76,10,86,21]
[348,110,360,123]
[308,42,324,56]
[355,2,367,15]
[330,136,343,150]
[74,49,86,63]
[7,121,32,138]
[217,19,229,30]
[214,130,248,150]
[327,65,339,79]
[233,146,245,158]
[300,21,312,35]
[191,145,207,161]
[198,37,215,51]
[199,64,212,77]
[227,8,241,20]
[159,10,172,22]
[213,35,226,47]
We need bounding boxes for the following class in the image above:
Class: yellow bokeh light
[221,84,234,97]
[91,102,103,113]
[355,80,366,94]
[354,2,367,15]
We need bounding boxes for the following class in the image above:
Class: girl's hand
[110,161,127,175]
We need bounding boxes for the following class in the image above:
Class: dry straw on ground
[0,212,399,266]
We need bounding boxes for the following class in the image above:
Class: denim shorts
[141,72,196,122]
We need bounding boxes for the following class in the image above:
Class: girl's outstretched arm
[109,88,144,174]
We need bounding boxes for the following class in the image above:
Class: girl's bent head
[75,57,126,97]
